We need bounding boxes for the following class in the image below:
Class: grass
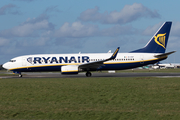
[0,77,180,120]
[0,74,17,76]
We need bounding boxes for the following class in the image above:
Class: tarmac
[1,72,180,78]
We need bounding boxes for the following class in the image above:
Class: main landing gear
[86,71,92,77]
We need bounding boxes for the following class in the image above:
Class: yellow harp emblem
[154,33,166,49]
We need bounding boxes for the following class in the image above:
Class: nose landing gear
[13,71,23,77]
[18,74,22,77]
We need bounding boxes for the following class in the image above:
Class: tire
[86,72,92,77]
[19,74,22,77]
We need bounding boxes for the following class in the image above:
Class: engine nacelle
[61,65,79,74]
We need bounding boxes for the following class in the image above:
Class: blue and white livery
[2,22,175,77]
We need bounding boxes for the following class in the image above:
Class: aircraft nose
[2,62,9,70]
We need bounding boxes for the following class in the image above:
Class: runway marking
[0,77,15,79]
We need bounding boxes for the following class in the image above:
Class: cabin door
[140,55,144,64]
[22,57,26,66]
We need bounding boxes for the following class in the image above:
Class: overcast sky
[0,0,180,64]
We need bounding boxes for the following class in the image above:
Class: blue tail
[131,22,172,53]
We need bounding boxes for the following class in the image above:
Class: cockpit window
[9,60,16,62]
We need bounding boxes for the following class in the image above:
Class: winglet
[109,47,120,60]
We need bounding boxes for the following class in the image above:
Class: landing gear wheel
[19,74,22,77]
[86,72,92,77]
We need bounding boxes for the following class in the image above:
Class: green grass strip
[0,77,180,119]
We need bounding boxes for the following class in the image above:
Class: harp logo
[27,57,33,64]
[154,33,166,49]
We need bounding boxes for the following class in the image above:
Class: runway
[1,72,180,78]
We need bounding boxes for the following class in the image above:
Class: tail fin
[131,22,172,53]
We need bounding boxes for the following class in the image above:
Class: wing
[79,47,120,70]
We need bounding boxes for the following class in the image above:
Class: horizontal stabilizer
[154,51,176,58]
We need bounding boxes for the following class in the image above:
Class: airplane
[2,21,175,77]
[158,63,175,69]
[153,63,180,69]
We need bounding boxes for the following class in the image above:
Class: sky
[0,0,180,64]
